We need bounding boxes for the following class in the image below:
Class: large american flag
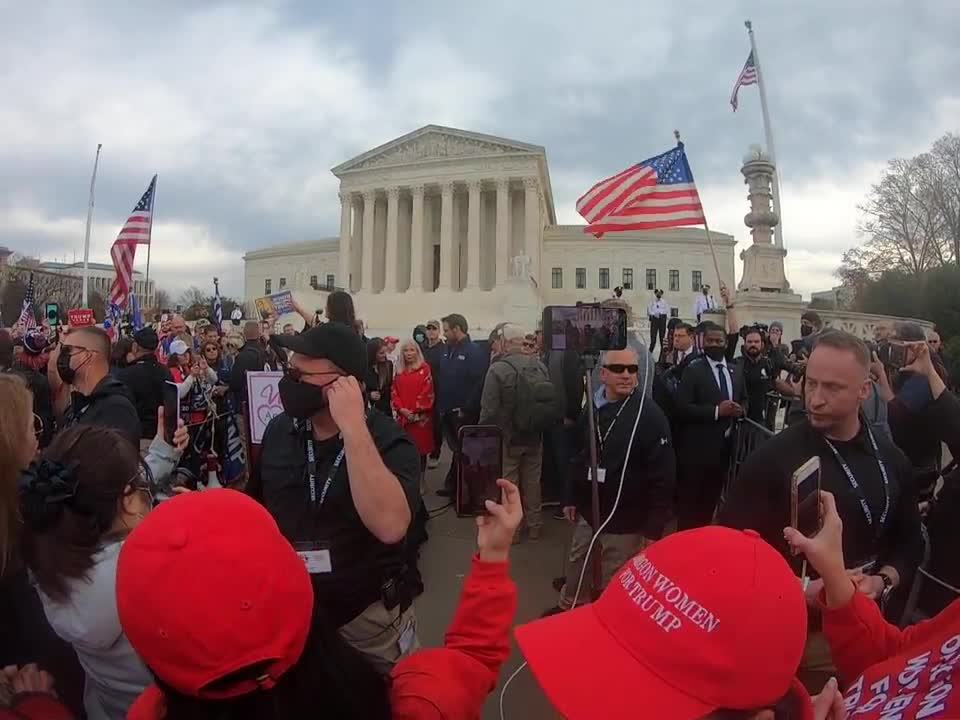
[730,51,758,112]
[576,142,706,236]
[108,175,156,310]
[17,273,37,329]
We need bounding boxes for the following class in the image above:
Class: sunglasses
[286,366,343,383]
[604,363,639,375]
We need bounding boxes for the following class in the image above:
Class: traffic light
[45,303,60,326]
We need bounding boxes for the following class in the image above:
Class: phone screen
[543,305,628,353]
[887,342,908,369]
[794,461,821,538]
[456,426,503,517]
[163,381,179,442]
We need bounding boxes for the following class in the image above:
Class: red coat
[391,364,436,457]
[823,587,960,718]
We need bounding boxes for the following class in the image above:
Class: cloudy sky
[2,1,958,302]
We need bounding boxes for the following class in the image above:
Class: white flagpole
[145,175,157,309]
[82,144,103,308]
[745,20,784,249]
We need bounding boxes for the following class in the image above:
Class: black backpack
[500,355,561,434]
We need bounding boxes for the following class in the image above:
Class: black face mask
[800,325,813,337]
[57,348,78,385]
[703,346,726,362]
[278,375,329,419]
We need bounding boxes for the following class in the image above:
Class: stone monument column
[733,145,803,340]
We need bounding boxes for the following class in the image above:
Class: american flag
[17,273,37,329]
[108,175,156,311]
[576,142,706,236]
[213,278,223,333]
[730,51,758,112]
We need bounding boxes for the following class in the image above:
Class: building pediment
[332,125,545,174]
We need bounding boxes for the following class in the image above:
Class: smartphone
[791,456,822,539]
[163,381,180,442]
[542,305,628,354]
[887,341,909,369]
[456,425,503,517]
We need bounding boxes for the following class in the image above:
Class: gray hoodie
[39,541,151,719]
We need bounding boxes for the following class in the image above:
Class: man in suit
[674,321,744,530]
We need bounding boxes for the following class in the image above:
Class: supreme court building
[243,125,736,334]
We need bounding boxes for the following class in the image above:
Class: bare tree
[153,288,172,311]
[927,133,960,266]
[177,286,207,310]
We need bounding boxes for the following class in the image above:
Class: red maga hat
[516,526,812,720]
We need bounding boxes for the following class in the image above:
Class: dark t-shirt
[256,409,421,626]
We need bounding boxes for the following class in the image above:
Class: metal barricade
[722,417,776,504]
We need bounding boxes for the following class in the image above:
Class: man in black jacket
[117,326,173,446]
[47,326,141,447]
[718,330,922,691]
[674,321,745,530]
[552,346,675,610]
[229,321,271,412]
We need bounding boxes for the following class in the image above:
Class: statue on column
[510,254,531,281]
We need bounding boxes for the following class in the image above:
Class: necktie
[716,363,729,400]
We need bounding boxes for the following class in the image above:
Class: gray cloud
[1,0,958,300]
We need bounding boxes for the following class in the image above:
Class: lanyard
[305,420,345,510]
[597,391,635,452]
[822,427,890,536]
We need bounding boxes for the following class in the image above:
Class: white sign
[246,371,284,445]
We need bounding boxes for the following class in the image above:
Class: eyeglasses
[286,366,342,383]
[604,363,639,375]
[127,462,155,507]
[59,344,96,357]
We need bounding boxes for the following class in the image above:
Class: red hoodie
[823,587,960,718]
[123,555,518,720]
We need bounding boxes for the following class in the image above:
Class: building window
[551,267,563,289]
[279,277,287,289]
[692,270,703,292]
[264,279,272,294]
[669,269,680,292]
[599,268,610,289]
[622,268,633,290]
[310,275,318,289]
[670,307,679,318]
[645,269,656,290]
[575,267,586,289]
[326,274,335,289]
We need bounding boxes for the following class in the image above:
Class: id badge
[294,541,332,574]
[596,468,607,484]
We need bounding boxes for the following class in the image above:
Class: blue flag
[213,279,223,334]
[131,295,144,331]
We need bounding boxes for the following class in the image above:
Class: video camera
[541,304,628,355]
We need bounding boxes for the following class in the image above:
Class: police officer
[646,289,670,354]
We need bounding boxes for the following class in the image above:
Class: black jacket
[229,340,270,409]
[117,354,174,438]
[674,356,745,469]
[6,366,54,447]
[63,376,142,448]
[565,391,675,537]
[718,416,922,582]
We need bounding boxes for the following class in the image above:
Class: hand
[784,491,846,580]
[212,385,228,397]
[855,574,886,601]
[8,663,56,696]
[172,418,189,453]
[476,479,523,562]
[719,283,730,304]
[47,342,63,391]
[191,363,203,378]
[811,677,846,720]
[901,340,935,379]
[399,408,413,420]
[326,376,367,432]
[563,505,578,523]
[718,400,743,418]
[563,417,576,427]
[869,351,886,382]
[199,358,209,371]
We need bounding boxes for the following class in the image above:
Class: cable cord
[499,349,652,719]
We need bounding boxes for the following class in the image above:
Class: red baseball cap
[116,490,313,699]
[515,527,811,720]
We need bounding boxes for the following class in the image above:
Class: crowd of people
[1,282,960,720]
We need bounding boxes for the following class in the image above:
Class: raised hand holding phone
[476,479,523,562]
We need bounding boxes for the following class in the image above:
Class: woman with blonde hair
[391,338,435,476]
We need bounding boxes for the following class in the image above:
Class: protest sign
[246,371,284,444]
[67,308,96,327]
[254,291,295,320]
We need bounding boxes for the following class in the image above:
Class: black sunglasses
[604,363,639,375]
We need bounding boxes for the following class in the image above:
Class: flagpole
[82,144,103,308]
[145,175,157,309]
[674,130,725,293]
[745,20,784,249]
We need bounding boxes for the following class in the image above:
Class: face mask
[57,347,79,385]
[704,346,726,362]
[278,375,329,419]
[800,325,813,337]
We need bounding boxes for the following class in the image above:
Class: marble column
[466,180,481,289]
[438,182,454,290]
[495,178,510,285]
[350,196,363,292]
[523,178,541,283]
[384,186,400,293]
[361,190,375,293]
[409,184,425,292]
[338,191,351,291]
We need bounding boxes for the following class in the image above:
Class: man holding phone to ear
[719,329,922,693]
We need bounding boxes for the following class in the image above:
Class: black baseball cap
[134,327,159,351]
[272,323,366,379]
